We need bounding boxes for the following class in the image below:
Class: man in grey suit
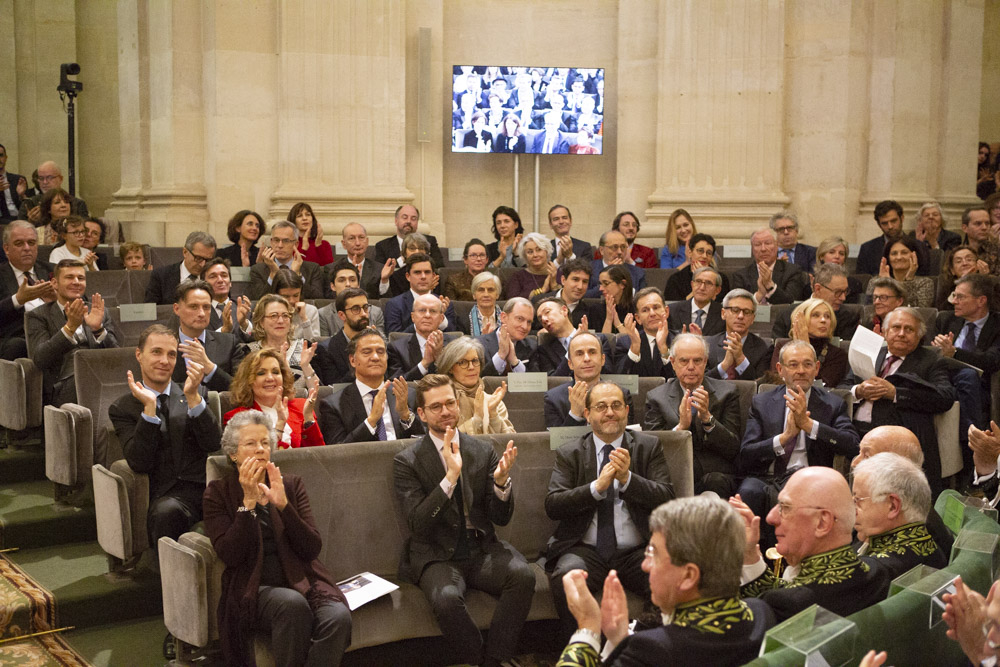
[27,259,121,405]
[545,381,675,641]
[643,333,741,496]
[393,374,534,667]
[318,260,385,336]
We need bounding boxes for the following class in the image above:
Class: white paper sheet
[336,572,399,611]
[847,326,885,381]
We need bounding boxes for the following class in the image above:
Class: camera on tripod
[57,63,82,95]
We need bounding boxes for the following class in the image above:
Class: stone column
[270,0,413,238]
[646,0,789,244]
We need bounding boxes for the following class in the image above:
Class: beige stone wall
[981,0,1000,141]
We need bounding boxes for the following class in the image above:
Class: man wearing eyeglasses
[706,289,772,382]
[17,161,89,225]
[735,340,859,548]
[860,277,905,333]
[545,381,674,642]
[80,217,110,270]
[667,266,726,337]
[248,221,326,300]
[387,294,453,381]
[771,263,860,339]
[583,230,647,298]
[312,287,373,386]
[769,212,816,273]
[168,279,245,392]
[318,259,385,336]
[734,466,891,622]
[145,231,217,305]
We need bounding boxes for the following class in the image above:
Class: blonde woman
[659,208,696,268]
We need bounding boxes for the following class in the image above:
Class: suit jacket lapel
[664,380,683,423]
[408,335,422,368]
[583,434,598,482]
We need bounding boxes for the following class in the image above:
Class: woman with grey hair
[470,271,502,335]
[436,337,515,435]
[204,410,352,667]
[911,201,961,252]
[504,231,557,299]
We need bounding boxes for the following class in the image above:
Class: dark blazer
[531,131,569,154]
[26,300,121,405]
[663,266,731,303]
[374,234,445,269]
[731,261,810,304]
[544,380,636,428]
[621,328,675,381]
[544,430,674,565]
[247,261,326,301]
[643,377,742,481]
[388,333,436,381]
[108,381,221,502]
[351,258,384,299]
[144,261,185,305]
[530,291,599,331]
[737,385,859,477]
[534,332,621,379]
[205,299,253,344]
[394,432,513,582]
[549,237,594,263]
[492,134,527,153]
[856,236,887,277]
[583,260,647,298]
[771,304,861,341]
[935,311,1000,381]
[910,228,962,254]
[779,243,817,273]
[0,260,53,341]
[476,330,539,376]
[667,299,726,337]
[215,243,258,268]
[383,290,461,334]
[203,472,346,667]
[170,329,244,393]
[462,129,494,151]
[0,172,25,222]
[312,331,354,385]
[705,331,771,382]
[317,380,423,445]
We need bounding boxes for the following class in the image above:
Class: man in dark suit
[18,161,88,223]
[477,297,539,376]
[706,289,772,382]
[200,258,252,343]
[555,496,773,667]
[737,467,890,623]
[26,259,121,405]
[731,228,810,305]
[857,200,907,276]
[667,266,726,337]
[387,293,449,380]
[0,143,26,224]
[534,297,584,375]
[583,230,647,298]
[373,204,445,269]
[531,258,593,329]
[318,262,385,336]
[145,231,217,305]
[619,287,675,380]
[532,110,570,154]
[393,374,534,667]
[341,222,394,298]
[544,331,634,428]
[770,212,817,273]
[851,307,956,493]
[0,220,55,359]
[548,204,593,265]
[736,340,859,541]
[313,287,371,386]
[545,381,675,641]
[385,232,444,298]
[644,333,741,496]
[383,253,460,333]
[317,328,423,444]
[108,324,221,555]
[169,280,244,393]
[247,221,326,300]
[770,263,860,340]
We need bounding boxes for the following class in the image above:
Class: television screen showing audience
[451,65,605,155]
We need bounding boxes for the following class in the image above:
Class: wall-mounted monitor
[451,66,604,155]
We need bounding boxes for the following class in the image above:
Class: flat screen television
[451,66,605,155]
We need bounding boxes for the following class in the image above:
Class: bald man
[18,161,88,223]
[734,467,891,622]
[852,425,953,554]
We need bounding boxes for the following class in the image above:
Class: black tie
[596,444,617,561]
[694,309,705,328]
[157,393,170,437]
[453,478,470,560]
[368,390,387,440]
[961,322,978,353]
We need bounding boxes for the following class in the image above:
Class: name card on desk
[723,244,752,258]
[448,247,465,261]
[548,425,591,450]
[326,383,352,395]
[118,303,157,322]
[229,266,251,282]
[602,374,639,394]
[507,372,547,392]
[756,305,771,322]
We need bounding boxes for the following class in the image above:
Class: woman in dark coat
[203,410,351,667]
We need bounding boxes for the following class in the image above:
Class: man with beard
[606,211,657,268]
[318,260,385,336]
[374,204,445,269]
[313,287,374,385]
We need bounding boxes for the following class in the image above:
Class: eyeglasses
[871,294,899,303]
[466,253,488,259]
[590,401,626,413]
[852,495,886,508]
[38,174,60,183]
[271,237,296,246]
[775,502,828,519]
[423,398,458,414]
[817,284,848,298]
[264,312,292,321]
[690,247,714,257]
[67,229,87,236]
[774,226,797,234]
[185,249,214,264]
[454,358,481,369]
[724,307,755,317]
[343,304,371,314]
[603,244,629,252]
[691,279,718,288]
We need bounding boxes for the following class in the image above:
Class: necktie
[961,322,978,352]
[778,249,791,262]
[157,393,170,436]
[24,272,37,286]
[453,477,470,559]
[368,390,387,440]
[879,354,900,378]
[596,444,617,561]
[694,309,705,329]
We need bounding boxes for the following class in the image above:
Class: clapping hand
[182,360,206,406]
[609,447,631,485]
[442,426,462,482]
[493,440,517,486]
[257,461,288,510]
[601,571,630,645]
[728,494,762,564]
[932,331,956,358]
[380,258,396,282]
[367,381,389,429]
[290,248,304,274]
[562,570,600,633]
[127,370,158,416]
[942,576,992,665]
[83,293,105,331]
[878,257,891,278]
[259,246,279,274]
[178,338,217,378]
[621,313,642,354]
[969,421,1000,477]
[391,376,412,421]
[485,381,507,417]
[302,386,318,424]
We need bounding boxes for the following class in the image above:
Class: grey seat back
[84,270,131,307]
[110,304,176,347]
[126,270,153,304]
[731,380,757,440]
[482,375,570,433]
[634,377,665,425]
[73,347,142,466]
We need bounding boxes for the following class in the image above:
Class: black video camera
[57,63,82,95]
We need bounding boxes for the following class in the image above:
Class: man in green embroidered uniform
[735,466,891,622]
[853,452,947,574]
[555,496,774,667]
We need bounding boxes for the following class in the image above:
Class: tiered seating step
[0,445,45,484]
[0,480,96,549]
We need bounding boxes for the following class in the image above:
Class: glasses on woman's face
[264,312,292,322]
[454,357,481,369]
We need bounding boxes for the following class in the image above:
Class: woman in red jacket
[288,201,334,266]
[225,348,324,449]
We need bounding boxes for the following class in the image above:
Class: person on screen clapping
[453,91,476,131]
[493,115,526,154]
[532,111,569,155]
[462,112,494,153]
